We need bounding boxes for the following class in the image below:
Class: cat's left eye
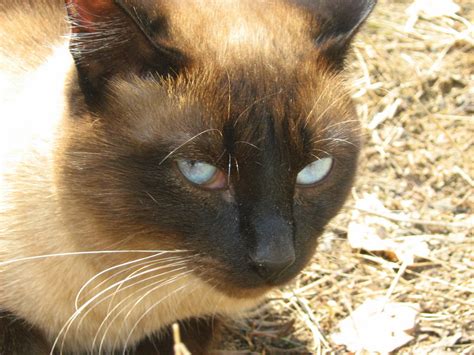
[296,157,333,186]
[177,160,227,190]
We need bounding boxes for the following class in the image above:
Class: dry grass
[218,0,473,353]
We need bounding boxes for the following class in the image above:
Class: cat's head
[60,0,375,297]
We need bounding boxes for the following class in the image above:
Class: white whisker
[311,149,332,159]
[76,254,189,311]
[310,137,358,148]
[0,249,189,268]
[92,267,190,353]
[74,260,192,335]
[50,256,192,355]
[159,129,223,166]
[103,257,188,314]
[121,275,201,354]
[75,253,163,310]
[233,90,283,127]
[303,75,345,128]
[99,270,195,353]
[234,140,261,151]
[317,119,360,135]
[304,88,352,129]
[227,153,232,186]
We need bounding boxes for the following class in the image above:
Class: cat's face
[61,0,375,297]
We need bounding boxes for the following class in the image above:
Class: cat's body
[0,0,376,353]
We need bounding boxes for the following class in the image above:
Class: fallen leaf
[407,0,460,18]
[348,194,431,265]
[332,298,419,353]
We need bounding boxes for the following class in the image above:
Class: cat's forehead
[113,62,356,165]
[148,0,314,63]
[178,61,351,128]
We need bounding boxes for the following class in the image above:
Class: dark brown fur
[0,312,50,355]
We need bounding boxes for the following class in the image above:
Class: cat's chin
[214,283,273,300]
[193,254,306,299]
[194,272,287,300]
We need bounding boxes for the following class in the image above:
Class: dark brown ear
[65,0,186,105]
[299,0,377,68]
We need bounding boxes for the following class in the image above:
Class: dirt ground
[217,0,473,353]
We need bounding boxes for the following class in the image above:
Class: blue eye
[296,157,333,186]
[177,160,225,188]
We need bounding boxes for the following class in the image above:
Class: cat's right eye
[177,160,227,190]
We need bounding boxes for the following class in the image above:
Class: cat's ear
[65,0,186,104]
[302,0,377,68]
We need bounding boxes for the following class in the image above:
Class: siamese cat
[0,0,376,353]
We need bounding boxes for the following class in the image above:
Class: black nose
[249,252,296,282]
[247,214,296,283]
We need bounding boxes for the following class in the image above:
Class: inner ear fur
[296,0,377,68]
[65,0,187,106]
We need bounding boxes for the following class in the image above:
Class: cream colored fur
[0,5,264,353]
